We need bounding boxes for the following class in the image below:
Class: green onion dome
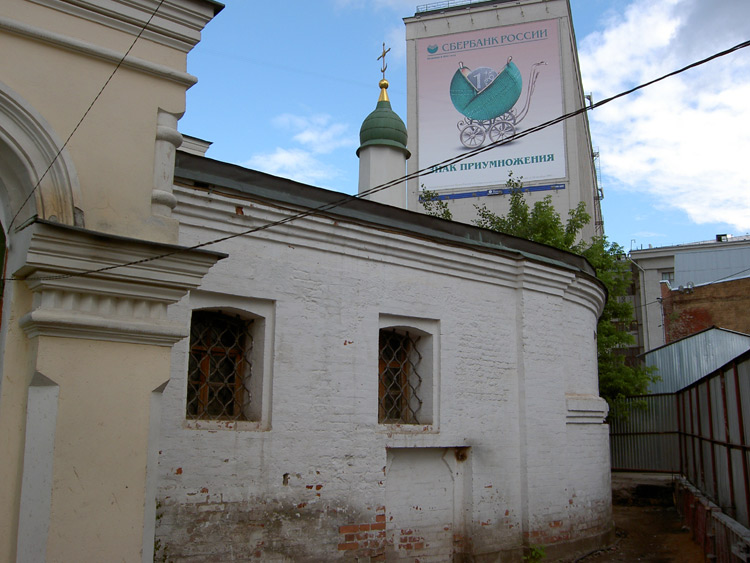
[357,79,410,158]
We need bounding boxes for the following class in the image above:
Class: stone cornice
[174,186,522,289]
[174,186,605,316]
[566,394,609,424]
[0,15,197,87]
[15,220,224,345]
[26,0,222,53]
[174,151,599,279]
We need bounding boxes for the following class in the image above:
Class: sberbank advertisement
[417,18,566,190]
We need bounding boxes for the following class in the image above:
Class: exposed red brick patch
[337,513,389,557]
[337,542,358,551]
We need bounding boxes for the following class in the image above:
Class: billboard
[417,19,565,191]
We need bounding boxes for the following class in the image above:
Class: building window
[378,329,424,424]
[661,270,675,285]
[186,311,252,421]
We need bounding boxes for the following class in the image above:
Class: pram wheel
[489,120,515,143]
[460,123,486,148]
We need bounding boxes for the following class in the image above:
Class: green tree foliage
[475,181,590,253]
[472,173,657,414]
[419,187,453,221]
[582,238,657,412]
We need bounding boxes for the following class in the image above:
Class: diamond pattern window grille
[187,311,253,421]
[378,329,423,424]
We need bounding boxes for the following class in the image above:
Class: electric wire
[5,0,167,234]
[7,38,750,282]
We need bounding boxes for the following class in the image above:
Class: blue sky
[179,0,750,252]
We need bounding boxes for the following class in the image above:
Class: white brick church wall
[154,182,610,561]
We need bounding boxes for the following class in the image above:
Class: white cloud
[386,25,406,65]
[328,1,408,66]
[580,0,750,231]
[272,114,355,154]
[244,148,341,186]
[244,113,356,187]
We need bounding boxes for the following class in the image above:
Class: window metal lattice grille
[378,329,423,424]
[187,311,252,421]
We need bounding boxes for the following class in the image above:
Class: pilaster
[152,109,182,219]
[12,219,223,562]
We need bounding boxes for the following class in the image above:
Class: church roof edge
[175,151,601,283]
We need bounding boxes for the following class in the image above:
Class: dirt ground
[576,505,704,562]
[575,473,705,563]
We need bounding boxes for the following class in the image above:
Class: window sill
[183,419,269,432]
[377,423,438,435]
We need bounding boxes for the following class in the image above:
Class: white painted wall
[155,179,610,560]
[358,145,408,208]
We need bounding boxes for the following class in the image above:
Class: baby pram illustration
[450,57,546,148]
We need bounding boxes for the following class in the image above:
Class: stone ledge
[14,219,224,345]
[566,394,609,424]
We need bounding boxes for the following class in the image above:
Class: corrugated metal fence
[610,350,750,530]
[610,393,680,472]
[676,480,750,562]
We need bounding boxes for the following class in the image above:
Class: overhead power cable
[5,0,167,233]
[8,38,750,283]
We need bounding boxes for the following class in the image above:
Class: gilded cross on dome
[377,42,391,80]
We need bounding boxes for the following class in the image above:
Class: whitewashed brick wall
[154,185,610,561]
